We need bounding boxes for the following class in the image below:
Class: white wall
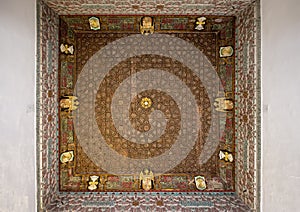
[0,0,300,211]
[0,0,36,211]
[262,0,300,211]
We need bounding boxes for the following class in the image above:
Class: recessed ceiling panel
[58,15,236,193]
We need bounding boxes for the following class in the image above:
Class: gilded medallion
[140,97,152,109]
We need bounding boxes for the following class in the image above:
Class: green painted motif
[160,18,189,30]
[106,175,136,190]
[160,175,189,190]
[61,170,82,190]
[243,140,249,171]
[60,118,74,144]
[64,17,86,29]
[60,61,73,89]
[107,18,135,31]
[67,29,74,39]
[212,21,233,39]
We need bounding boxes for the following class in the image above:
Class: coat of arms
[60,95,79,113]
[219,150,234,162]
[60,43,74,54]
[89,17,101,30]
[195,17,206,31]
[194,175,206,190]
[139,169,154,191]
[140,17,154,35]
[60,151,74,163]
[214,97,234,112]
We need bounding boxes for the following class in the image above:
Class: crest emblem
[60,95,79,113]
[60,151,74,163]
[195,17,206,31]
[140,17,154,35]
[139,169,154,191]
[219,46,234,57]
[194,176,206,190]
[214,97,234,112]
[219,150,234,162]
[60,43,74,54]
[88,175,99,191]
[89,17,100,30]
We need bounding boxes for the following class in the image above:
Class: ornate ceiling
[37,0,261,210]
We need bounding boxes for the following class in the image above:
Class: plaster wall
[0,0,36,211]
[262,0,300,211]
[0,0,300,211]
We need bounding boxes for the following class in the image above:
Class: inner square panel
[59,15,236,192]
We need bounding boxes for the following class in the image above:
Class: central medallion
[140,97,152,109]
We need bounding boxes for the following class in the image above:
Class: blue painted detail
[47,138,52,169]
[180,200,213,207]
[243,140,249,171]
[47,40,53,73]
[243,42,249,73]
[82,201,115,207]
